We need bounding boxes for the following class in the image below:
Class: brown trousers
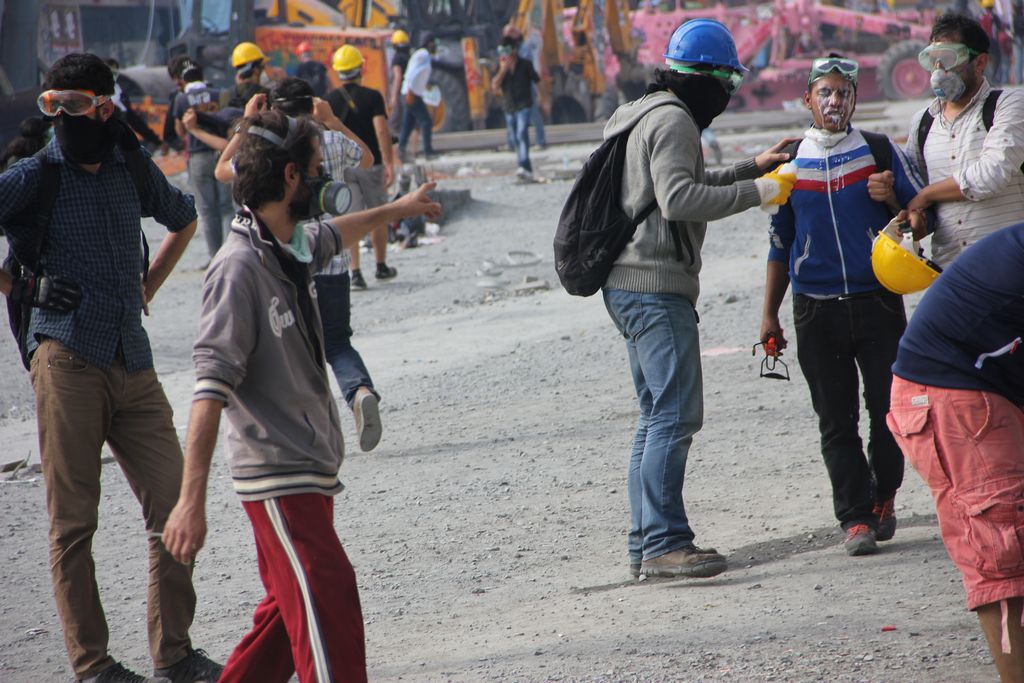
[30,339,196,679]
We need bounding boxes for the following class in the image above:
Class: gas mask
[289,170,353,221]
[930,68,966,101]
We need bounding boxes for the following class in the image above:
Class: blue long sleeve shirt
[768,128,924,296]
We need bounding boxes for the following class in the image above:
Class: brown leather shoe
[641,546,727,578]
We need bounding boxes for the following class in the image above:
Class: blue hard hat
[663,19,747,73]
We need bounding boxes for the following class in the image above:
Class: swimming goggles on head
[667,63,744,94]
[37,89,110,116]
[808,57,859,87]
[917,43,980,71]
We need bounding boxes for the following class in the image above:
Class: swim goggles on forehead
[808,57,859,87]
[917,43,980,71]
[37,89,110,116]
[666,63,744,94]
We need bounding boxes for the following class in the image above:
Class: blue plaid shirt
[0,140,197,371]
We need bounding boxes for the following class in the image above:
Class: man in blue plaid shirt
[0,54,222,683]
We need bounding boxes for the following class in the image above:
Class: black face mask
[648,70,732,131]
[53,111,118,164]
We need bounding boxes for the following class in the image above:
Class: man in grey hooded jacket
[602,19,798,580]
[162,110,440,682]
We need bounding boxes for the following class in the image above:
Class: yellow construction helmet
[391,30,411,47]
[871,231,941,295]
[232,42,266,68]
[332,45,364,73]
[980,0,995,8]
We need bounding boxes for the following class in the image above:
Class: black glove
[10,275,82,312]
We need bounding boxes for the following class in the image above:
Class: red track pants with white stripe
[220,493,367,683]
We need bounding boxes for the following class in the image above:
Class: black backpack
[2,141,152,369]
[554,101,684,297]
[916,89,1023,172]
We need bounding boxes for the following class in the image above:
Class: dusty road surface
[0,146,997,682]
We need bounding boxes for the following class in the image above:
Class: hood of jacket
[603,90,692,140]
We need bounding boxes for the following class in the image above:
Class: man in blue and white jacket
[759,55,925,557]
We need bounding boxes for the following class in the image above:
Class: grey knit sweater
[603,90,762,304]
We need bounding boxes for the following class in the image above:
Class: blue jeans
[504,108,532,173]
[603,289,704,562]
[314,272,376,407]
[187,150,233,258]
[398,95,434,157]
[529,86,546,147]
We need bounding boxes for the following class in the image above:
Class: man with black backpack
[868,12,1024,267]
[595,19,796,580]
[759,56,925,558]
[0,54,222,683]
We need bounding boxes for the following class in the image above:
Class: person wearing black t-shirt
[326,45,397,288]
[491,36,539,181]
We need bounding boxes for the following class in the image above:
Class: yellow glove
[755,162,798,211]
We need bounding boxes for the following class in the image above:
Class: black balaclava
[53,110,122,164]
[646,68,731,131]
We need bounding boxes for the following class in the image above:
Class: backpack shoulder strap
[122,146,152,205]
[121,146,153,281]
[781,139,800,163]
[916,110,934,158]
[860,130,892,174]
[982,89,1002,131]
[22,151,62,272]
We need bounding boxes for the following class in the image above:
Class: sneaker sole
[641,557,727,579]
[845,540,879,556]
[354,392,382,452]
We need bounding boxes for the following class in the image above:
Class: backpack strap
[982,89,1002,130]
[860,131,892,174]
[916,110,934,160]
[11,150,63,274]
[115,131,155,281]
[781,139,800,164]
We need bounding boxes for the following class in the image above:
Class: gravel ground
[0,148,996,682]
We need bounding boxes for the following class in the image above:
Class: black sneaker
[153,647,223,683]
[873,498,897,542]
[81,662,169,683]
[350,269,368,290]
[375,263,398,280]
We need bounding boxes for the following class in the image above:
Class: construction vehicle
[625,0,935,111]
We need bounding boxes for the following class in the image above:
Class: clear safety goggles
[667,64,744,94]
[917,43,980,71]
[37,89,110,116]
[808,57,859,86]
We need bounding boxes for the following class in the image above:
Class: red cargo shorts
[888,377,1024,610]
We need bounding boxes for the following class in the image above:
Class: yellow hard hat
[980,0,995,8]
[232,42,266,68]
[332,45,364,74]
[391,30,411,47]
[871,232,941,295]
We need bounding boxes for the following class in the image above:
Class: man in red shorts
[887,221,1024,682]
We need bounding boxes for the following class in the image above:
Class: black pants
[793,291,906,529]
